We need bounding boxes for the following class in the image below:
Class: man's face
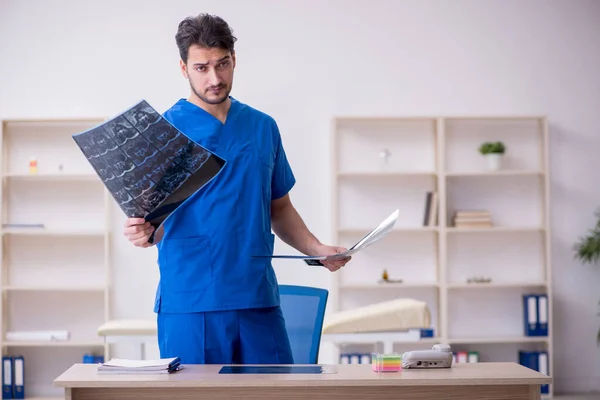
[181,45,235,105]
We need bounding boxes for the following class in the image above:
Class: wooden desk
[54,362,551,400]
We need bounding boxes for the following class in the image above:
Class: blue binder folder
[2,356,12,399]
[523,294,538,336]
[537,294,548,336]
[519,350,549,394]
[523,294,549,336]
[12,356,23,399]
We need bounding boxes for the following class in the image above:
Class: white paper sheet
[253,209,398,265]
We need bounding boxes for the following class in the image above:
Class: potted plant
[478,141,506,171]
[574,209,600,345]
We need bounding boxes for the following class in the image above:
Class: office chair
[278,284,329,364]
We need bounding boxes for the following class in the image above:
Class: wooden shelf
[338,227,438,234]
[447,336,549,344]
[2,286,106,292]
[338,171,437,178]
[445,226,544,233]
[2,173,98,181]
[341,283,440,289]
[1,340,105,348]
[1,228,105,236]
[330,115,552,396]
[0,117,111,397]
[447,282,547,289]
[445,170,542,177]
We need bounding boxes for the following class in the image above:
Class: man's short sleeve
[271,122,296,200]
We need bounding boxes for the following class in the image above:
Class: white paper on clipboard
[252,209,399,265]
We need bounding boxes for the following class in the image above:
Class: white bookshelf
[329,116,553,396]
[0,118,110,399]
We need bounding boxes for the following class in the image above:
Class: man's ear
[231,51,236,69]
[180,59,188,79]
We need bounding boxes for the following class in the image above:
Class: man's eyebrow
[193,55,230,66]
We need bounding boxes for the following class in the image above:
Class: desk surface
[54,362,551,389]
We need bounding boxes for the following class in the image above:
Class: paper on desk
[100,358,178,369]
[252,209,398,265]
[97,357,181,374]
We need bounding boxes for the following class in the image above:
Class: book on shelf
[452,210,492,228]
[422,191,438,227]
[71,100,226,244]
[97,357,182,374]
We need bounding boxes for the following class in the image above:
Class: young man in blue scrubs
[122,13,351,365]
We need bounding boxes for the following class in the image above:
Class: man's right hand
[124,218,155,248]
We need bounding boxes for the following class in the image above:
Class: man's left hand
[314,244,351,272]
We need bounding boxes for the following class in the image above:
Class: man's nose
[207,68,221,86]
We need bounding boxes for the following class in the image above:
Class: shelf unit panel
[330,115,551,396]
[337,175,437,230]
[444,118,543,174]
[337,230,438,286]
[5,291,106,344]
[445,174,543,228]
[447,288,547,339]
[4,179,106,232]
[0,118,110,397]
[447,230,545,284]
[2,120,100,176]
[4,234,106,288]
[3,346,102,399]
[335,118,437,174]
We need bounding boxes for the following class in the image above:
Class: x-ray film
[72,100,226,242]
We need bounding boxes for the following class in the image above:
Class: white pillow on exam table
[322,298,431,334]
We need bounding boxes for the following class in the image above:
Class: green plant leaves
[574,209,600,264]
[478,141,506,155]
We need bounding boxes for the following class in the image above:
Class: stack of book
[97,357,182,374]
[452,210,492,228]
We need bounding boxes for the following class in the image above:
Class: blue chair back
[278,284,328,364]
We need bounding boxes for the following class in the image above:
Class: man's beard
[190,82,231,105]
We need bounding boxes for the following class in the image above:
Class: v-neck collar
[180,96,240,126]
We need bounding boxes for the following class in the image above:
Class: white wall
[1,0,599,393]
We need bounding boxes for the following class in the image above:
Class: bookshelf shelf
[0,118,110,398]
[447,336,550,345]
[2,341,105,348]
[1,228,106,236]
[2,286,106,292]
[338,171,437,178]
[339,227,439,234]
[2,173,98,181]
[447,282,548,290]
[340,283,441,290]
[329,115,553,396]
[444,170,542,177]
[445,227,544,233]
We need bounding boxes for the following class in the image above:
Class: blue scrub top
[153,97,296,314]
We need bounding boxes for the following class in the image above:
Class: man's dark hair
[175,13,237,63]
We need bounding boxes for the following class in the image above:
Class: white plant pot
[486,153,502,171]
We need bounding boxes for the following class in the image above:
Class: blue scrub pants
[157,305,295,364]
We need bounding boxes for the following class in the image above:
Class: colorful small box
[371,353,402,372]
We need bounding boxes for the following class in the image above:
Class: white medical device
[401,344,453,369]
